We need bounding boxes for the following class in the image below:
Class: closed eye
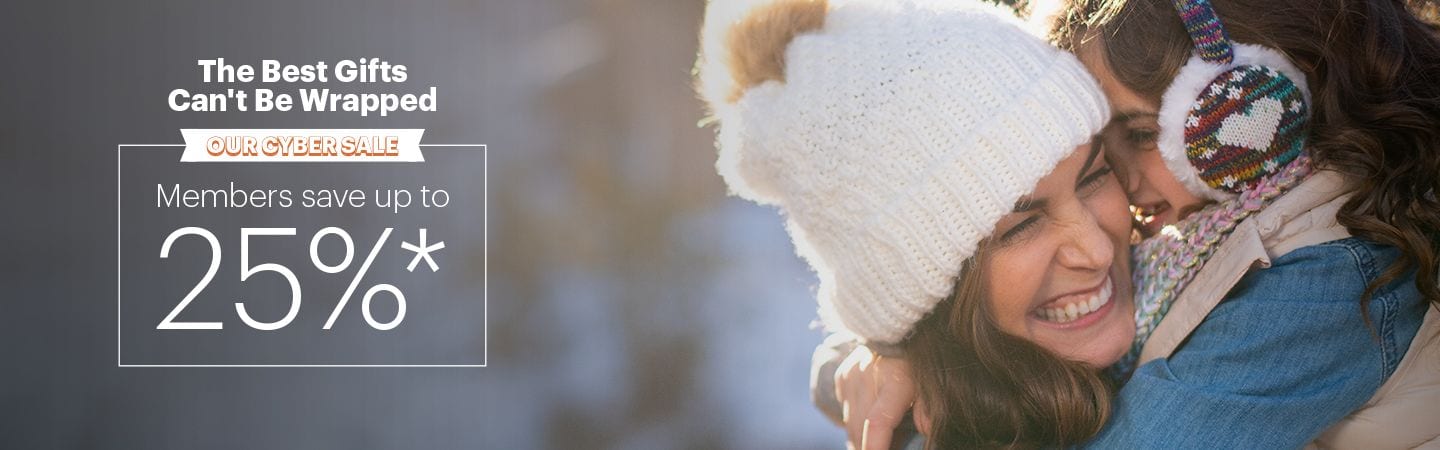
[1127,128,1158,147]
[998,215,1040,242]
[1079,165,1113,192]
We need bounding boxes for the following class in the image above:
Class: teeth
[1036,277,1113,324]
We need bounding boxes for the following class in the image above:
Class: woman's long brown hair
[904,252,1114,449]
[1053,0,1440,317]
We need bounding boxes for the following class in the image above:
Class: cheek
[1094,183,1134,242]
[1105,148,1145,194]
[1137,151,1206,213]
[982,252,1043,337]
[1134,151,1171,194]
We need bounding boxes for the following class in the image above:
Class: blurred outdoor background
[476,0,841,447]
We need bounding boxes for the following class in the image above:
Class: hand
[835,345,924,450]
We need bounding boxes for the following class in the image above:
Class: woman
[823,0,1440,447]
[697,0,1142,447]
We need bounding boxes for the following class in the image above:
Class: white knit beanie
[698,0,1110,344]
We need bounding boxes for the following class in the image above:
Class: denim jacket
[1084,170,1434,448]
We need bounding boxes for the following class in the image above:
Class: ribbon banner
[180,129,425,162]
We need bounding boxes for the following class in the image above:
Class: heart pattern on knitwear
[1216,97,1282,151]
[1183,65,1308,192]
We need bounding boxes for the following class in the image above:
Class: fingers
[838,348,878,446]
[912,394,933,437]
[861,370,916,450]
[838,349,923,450]
[842,381,874,446]
[860,412,898,450]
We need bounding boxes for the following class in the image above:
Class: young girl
[1060,0,1440,446]
[822,0,1440,447]
[698,0,1147,447]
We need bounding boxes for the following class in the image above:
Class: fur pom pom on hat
[697,0,1110,344]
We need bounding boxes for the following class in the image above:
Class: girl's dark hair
[903,252,1114,449]
[1053,0,1440,316]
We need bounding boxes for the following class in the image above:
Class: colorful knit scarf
[1111,154,1314,377]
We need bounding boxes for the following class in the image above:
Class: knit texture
[1113,154,1314,377]
[1172,0,1234,64]
[697,0,1110,344]
[1185,65,1308,192]
[1156,43,1312,201]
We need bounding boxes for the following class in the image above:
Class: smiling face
[1077,36,1209,236]
[981,142,1136,367]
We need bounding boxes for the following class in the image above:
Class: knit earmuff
[1156,0,1312,201]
